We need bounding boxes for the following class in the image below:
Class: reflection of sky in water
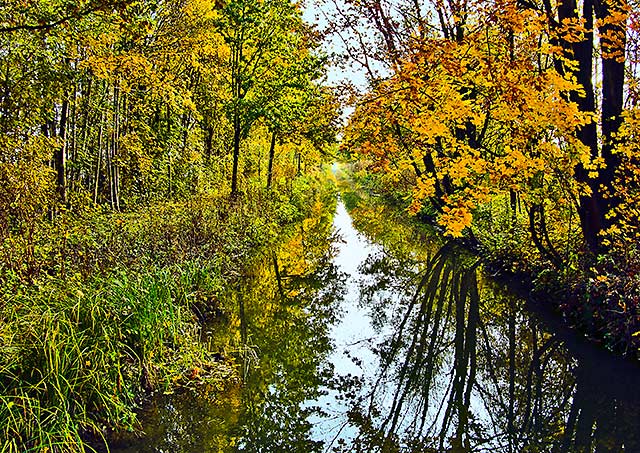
[309,200,501,451]
[308,199,390,446]
[109,191,640,453]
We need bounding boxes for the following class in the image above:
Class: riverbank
[108,174,341,452]
[107,180,640,452]
[338,162,640,360]
[0,171,336,452]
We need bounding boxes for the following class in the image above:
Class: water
[110,193,640,452]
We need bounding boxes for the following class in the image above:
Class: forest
[1,0,640,451]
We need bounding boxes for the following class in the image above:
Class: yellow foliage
[439,201,474,238]
[343,3,594,244]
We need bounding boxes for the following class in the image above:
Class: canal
[111,188,640,452]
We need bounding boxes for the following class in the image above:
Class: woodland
[0,0,640,451]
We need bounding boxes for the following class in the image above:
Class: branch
[0,1,129,34]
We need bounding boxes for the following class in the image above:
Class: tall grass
[0,263,227,452]
[0,171,337,452]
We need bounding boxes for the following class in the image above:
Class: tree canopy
[338,0,637,265]
[0,0,337,235]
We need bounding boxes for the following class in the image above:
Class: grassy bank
[0,171,335,452]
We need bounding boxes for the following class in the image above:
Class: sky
[301,0,379,124]
[301,0,370,90]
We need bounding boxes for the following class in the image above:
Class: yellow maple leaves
[600,108,640,245]
[439,202,474,238]
[408,176,436,214]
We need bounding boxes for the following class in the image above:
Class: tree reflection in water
[211,201,349,453]
[109,199,347,453]
[336,234,640,453]
[110,195,640,453]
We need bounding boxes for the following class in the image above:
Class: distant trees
[264,86,340,189]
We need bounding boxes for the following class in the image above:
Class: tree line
[0,0,338,237]
[337,0,637,264]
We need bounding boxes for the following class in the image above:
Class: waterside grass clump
[0,263,233,452]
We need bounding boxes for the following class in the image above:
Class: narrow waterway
[110,192,640,452]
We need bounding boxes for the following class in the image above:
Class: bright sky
[301,0,375,125]
[301,0,369,90]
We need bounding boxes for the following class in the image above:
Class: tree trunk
[231,114,241,195]
[57,97,69,205]
[596,0,627,233]
[205,125,213,163]
[266,129,276,189]
[167,104,172,200]
[567,0,603,252]
[112,86,121,210]
[69,85,77,193]
[556,0,626,253]
[93,114,104,205]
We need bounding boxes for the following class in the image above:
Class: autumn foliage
[340,0,640,357]
[343,0,635,266]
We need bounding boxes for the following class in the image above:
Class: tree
[545,0,629,251]
[213,0,321,195]
[264,83,339,189]
[0,0,337,235]
[341,0,634,260]
[0,0,132,33]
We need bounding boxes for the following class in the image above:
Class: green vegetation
[1,263,227,451]
[333,0,640,356]
[3,0,640,449]
[0,172,338,452]
[0,0,339,450]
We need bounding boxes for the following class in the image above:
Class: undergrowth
[0,172,333,452]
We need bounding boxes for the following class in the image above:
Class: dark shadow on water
[334,236,640,452]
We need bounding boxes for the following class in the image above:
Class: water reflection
[331,194,640,453]
[110,198,346,453]
[109,192,640,452]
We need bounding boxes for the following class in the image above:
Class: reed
[0,262,226,452]
[0,173,335,452]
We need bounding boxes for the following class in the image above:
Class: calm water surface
[110,194,640,452]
